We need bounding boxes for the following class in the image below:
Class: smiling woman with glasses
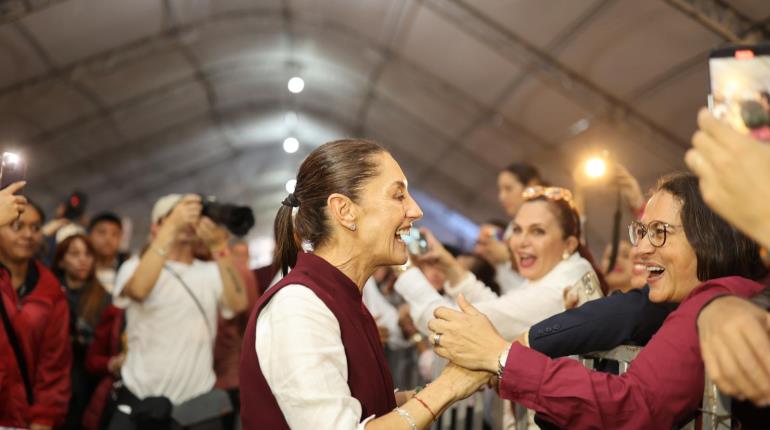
[427,172,768,430]
[628,220,683,248]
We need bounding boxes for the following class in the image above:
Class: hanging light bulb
[285,179,297,193]
[283,137,299,154]
[287,77,305,94]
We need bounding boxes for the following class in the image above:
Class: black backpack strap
[0,294,34,404]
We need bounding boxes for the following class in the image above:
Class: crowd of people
[0,192,259,430]
[0,78,769,430]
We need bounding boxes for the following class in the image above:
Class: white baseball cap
[151,194,183,224]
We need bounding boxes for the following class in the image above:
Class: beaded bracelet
[395,407,417,430]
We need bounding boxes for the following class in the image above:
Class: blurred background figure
[88,213,129,294]
[53,234,110,430]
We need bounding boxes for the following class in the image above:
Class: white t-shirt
[113,257,233,404]
[96,266,117,294]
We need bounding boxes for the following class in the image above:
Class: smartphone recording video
[0,152,27,190]
[402,227,429,256]
[709,44,770,141]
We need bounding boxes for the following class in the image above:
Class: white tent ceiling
[1,0,768,250]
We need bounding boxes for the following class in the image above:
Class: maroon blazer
[239,252,396,429]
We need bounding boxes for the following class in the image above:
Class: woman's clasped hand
[428,294,511,373]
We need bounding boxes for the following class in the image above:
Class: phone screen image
[0,152,26,189]
[709,45,770,141]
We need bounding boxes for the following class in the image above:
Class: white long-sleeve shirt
[395,253,594,340]
[267,271,409,350]
[362,278,410,350]
[255,284,377,430]
[494,261,526,294]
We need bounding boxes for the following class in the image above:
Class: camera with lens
[200,196,255,237]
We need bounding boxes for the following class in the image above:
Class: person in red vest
[1,183,72,430]
[239,139,492,430]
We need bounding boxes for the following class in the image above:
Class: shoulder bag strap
[0,294,34,404]
[163,264,213,341]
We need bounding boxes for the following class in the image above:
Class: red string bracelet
[413,395,437,421]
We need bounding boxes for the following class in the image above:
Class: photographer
[109,194,247,429]
[0,185,72,430]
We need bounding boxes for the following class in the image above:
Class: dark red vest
[239,253,396,429]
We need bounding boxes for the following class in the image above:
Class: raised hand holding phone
[0,181,27,226]
[0,152,26,190]
[708,44,770,141]
[687,109,770,249]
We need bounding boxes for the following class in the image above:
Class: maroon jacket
[239,252,396,429]
[0,260,72,428]
[500,276,765,430]
[82,304,124,430]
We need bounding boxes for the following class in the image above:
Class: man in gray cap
[109,194,248,428]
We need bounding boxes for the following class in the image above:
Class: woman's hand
[414,228,454,269]
[41,217,70,237]
[414,228,466,285]
[107,353,126,376]
[562,286,579,310]
[686,108,770,248]
[698,296,770,406]
[437,362,493,401]
[428,294,509,373]
[394,390,415,407]
[0,181,26,226]
[374,317,390,346]
[474,225,510,266]
[614,163,645,213]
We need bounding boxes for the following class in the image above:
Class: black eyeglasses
[628,220,682,248]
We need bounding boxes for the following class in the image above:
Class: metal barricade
[579,345,642,374]
[433,392,485,430]
[579,345,732,430]
[701,377,731,430]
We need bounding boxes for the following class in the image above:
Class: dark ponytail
[273,139,387,275]
[273,203,299,276]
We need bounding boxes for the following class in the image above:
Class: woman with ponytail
[239,139,492,430]
[395,186,606,341]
